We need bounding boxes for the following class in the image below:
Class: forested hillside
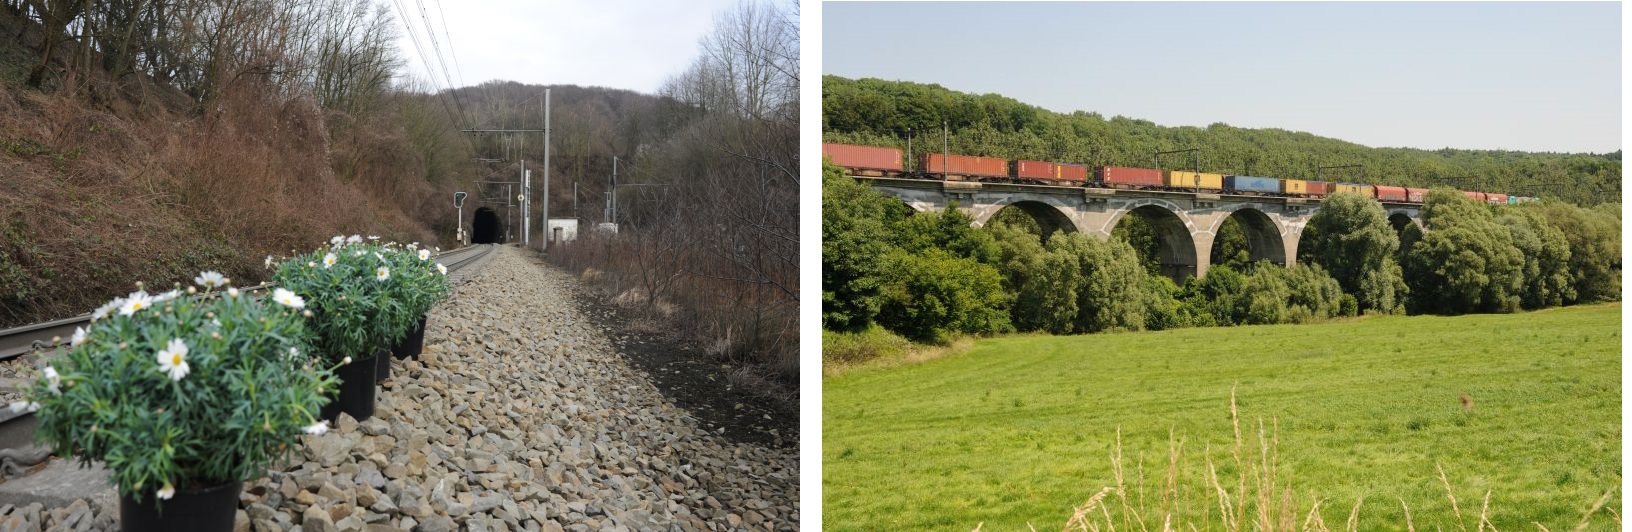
[823,75,1620,205]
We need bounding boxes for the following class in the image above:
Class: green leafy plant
[272,236,419,361]
[20,273,335,503]
[383,242,450,321]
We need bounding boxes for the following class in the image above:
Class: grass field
[822,304,1621,530]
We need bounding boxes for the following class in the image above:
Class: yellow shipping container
[1282,179,1309,195]
[1332,183,1373,196]
[1166,171,1223,191]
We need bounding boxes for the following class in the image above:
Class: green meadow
[822,304,1621,530]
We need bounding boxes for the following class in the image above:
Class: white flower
[304,421,330,435]
[436,263,447,275]
[347,235,362,244]
[156,339,190,381]
[70,327,86,347]
[418,249,431,261]
[323,253,337,269]
[8,401,38,413]
[91,298,123,321]
[194,271,227,289]
[375,267,390,281]
[156,483,175,500]
[272,288,305,309]
[407,242,418,251]
[373,252,384,261]
[307,261,316,268]
[265,255,274,268]
[288,347,300,358]
[211,319,222,328]
[330,235,344,246]
[152,290,181,304]
[119,291,153,316]
[43,366,60,394]
[226,287,240,298]
[367,235,380,241]
[353,250,364,257]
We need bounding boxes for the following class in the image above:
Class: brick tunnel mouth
[472,207,501,244]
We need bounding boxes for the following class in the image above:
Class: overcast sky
[824,2,1621,154]
[393,0,740,94]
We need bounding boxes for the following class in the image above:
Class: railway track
[0,243,496,453]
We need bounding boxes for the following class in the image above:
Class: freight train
[822,142,1538,205]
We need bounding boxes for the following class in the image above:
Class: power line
[414,0,469,126]
[391,0,461,128]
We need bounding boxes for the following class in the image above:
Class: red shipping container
[1462,190,1486,202]
[1306,181,1331,196]
[1373,185,1408,202]
[919,153,1008,178]
[1096,166,1163,188]
[1056,163,1089,183]
[1011,160,1057,180]
[1486,193,1507,205]
[1406,187,1429,203]
[822,143,903,172]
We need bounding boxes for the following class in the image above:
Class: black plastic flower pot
[320,350,382,423]
[119,480,242,532]
[392,315,428,360]
[374,348,391,381]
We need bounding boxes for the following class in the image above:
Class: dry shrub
[0,78,457,327]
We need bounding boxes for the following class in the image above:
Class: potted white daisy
[272,236,417,421]
[376,242,450,379]
[19,273,335,531]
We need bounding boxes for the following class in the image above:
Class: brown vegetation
[546,1,799,391]
[0,2,474,326]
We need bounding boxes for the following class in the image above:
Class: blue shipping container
[1226,175,1281,194]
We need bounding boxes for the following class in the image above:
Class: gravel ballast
[0,245,798,531]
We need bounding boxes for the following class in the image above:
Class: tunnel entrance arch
[1209,207,1287,268]
[472,207,501,244]
[1109,204,1197,283]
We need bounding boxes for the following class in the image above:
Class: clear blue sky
[824,2,1621,153]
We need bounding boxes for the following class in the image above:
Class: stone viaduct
[856,176,1423,281]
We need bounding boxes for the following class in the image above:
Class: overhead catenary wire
[413,0,470,126]
[390,0,462,128]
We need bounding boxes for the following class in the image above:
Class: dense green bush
[1051,233,1150,333]
[1533,201,1621,303]
[1404,189,1524,314]
[989,222,1079,333]
[875,248,1011,344]
[1300,192,1406,313]
[822,162,905,331]
[1498,208,1574,309]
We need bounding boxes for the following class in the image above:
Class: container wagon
[1055,163,1090,184]
[1097,166,1164,189]
[1306,181,1332,197]
[919,153,1008,180]
[1485,193,1508,205]
[1462,190,1487,202]
[1332,183,1373,196]
[1282,179,1309,196]
[1166,171,1224,191]
[823,143,903,175]
[1372,185,1408,202]
[1225,175,1281,195]
[1406,187,1429,203]
[1011,160,1057,181]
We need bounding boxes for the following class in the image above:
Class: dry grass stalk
[1062,486,1116,532]
[1401,498,1417,532]
[1570,487,1616,532]
[1437,462,1467,531]
[1346,496,1363,532]
[1477,490,1492,532]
